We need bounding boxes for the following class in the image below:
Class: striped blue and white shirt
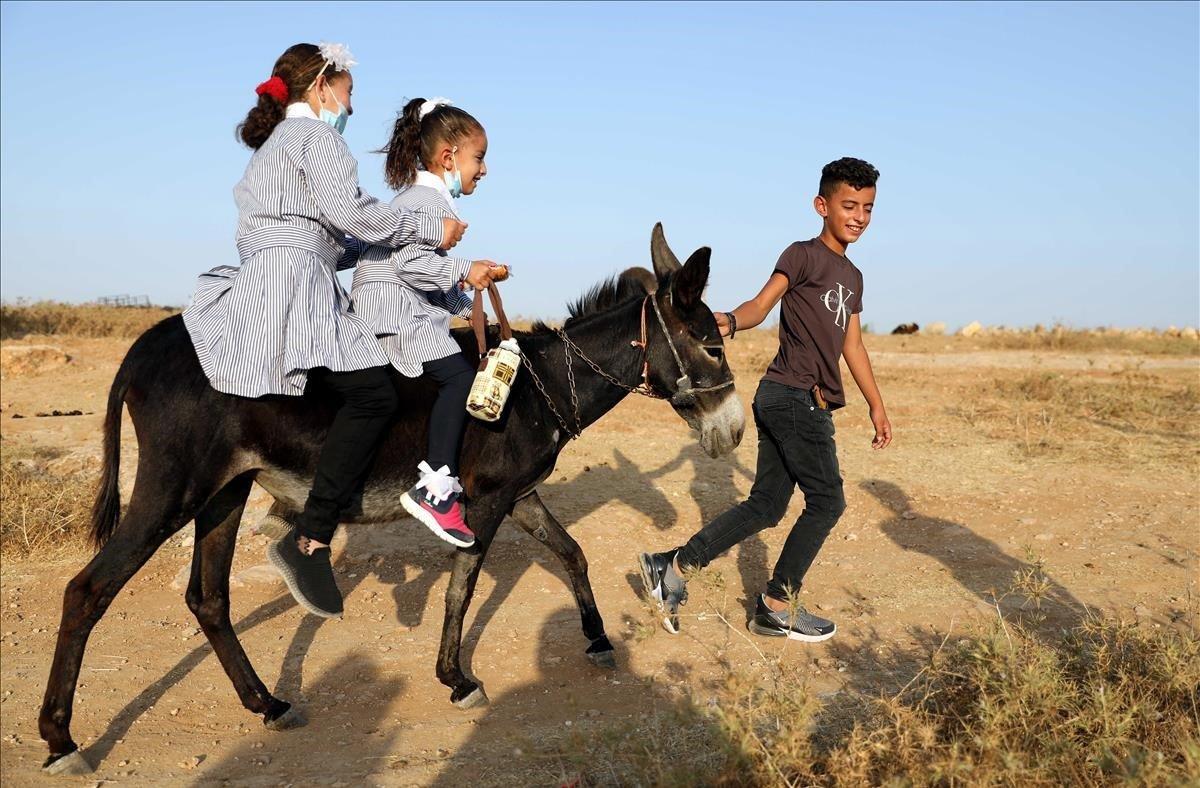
[352,171,475,377]
[183,103,445,398]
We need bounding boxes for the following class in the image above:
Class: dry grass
[965,327,1199,357]
[0,301,177,339]
[948,369,1200,463]
[552,577,1200,787]
[0,455,94,556]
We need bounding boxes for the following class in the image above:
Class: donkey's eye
[704,346,724,361]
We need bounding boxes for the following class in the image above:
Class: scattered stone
[1018,517,1037,526]
[842,532,858,541]
[170,564,191,591]
[233,565,282,586]
[958,321,983,337]
[180,755,204,770]
[1033,533,1054,541]
[900,510,917,520]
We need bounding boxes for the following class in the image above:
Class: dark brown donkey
[38,225,745,775]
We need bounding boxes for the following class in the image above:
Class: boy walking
[639,157,892,641]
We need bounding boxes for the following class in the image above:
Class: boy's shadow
[195,652,405,786]
[860,479,1086,631]
[809,480,1091,743]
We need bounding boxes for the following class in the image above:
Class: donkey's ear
[651,222,681,283]
[672,247,711,309]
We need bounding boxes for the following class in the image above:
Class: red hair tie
[255,76,289,103]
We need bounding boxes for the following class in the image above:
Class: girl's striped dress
[351,171,474,378]
[183,103,442,398]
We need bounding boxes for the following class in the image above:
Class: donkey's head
[642,223,746,457]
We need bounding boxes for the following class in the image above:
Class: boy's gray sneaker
[749,594,836,642]
[638,550,688,634]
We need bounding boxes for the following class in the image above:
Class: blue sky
[1,1,1197,330]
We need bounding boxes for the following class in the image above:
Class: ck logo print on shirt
[822,282,855,330]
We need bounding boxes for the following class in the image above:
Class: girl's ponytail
[382,97,427,190]
[239,91,287,150]
[236,43,331,150]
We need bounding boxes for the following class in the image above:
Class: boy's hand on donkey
[440,217,468,250]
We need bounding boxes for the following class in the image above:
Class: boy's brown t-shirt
[762,238,864,409]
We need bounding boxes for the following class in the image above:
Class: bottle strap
[471,283,514,361]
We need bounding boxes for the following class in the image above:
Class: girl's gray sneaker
[748,594,835,642]
[638,550,688,634]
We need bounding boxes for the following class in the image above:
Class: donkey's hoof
[586,636,617,669]
[452,685,489,709]
[264,704,307,731]
[43,749,92,776]
[587,649,617,669]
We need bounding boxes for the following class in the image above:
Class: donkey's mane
[530,268,654,333]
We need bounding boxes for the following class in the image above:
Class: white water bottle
[466,337,522,422]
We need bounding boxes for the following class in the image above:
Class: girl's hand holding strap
[465,260,500,290]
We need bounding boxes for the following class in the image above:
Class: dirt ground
[1,327,1197,786]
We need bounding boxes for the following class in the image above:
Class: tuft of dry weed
[967,326,1200,357]
[0,301,177,339]
[0,457,94,556]
[554,566,1200,787]
[949,369,1200,463]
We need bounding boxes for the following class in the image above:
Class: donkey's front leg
[435,499,505,709]
[511,492,615,668]
[186,474,303,731]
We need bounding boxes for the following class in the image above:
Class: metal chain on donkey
[466,283,521,421]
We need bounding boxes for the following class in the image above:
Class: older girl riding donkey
[182,42,490,619]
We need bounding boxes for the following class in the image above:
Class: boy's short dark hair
[819,157,880,198]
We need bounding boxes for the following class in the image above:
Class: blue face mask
[443,146,463,198]
[319,87,348,135]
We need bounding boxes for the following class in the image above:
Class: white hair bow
[318,42,357,72]
[418,97,453,120]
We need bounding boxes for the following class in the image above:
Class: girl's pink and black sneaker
[400,462,475,548]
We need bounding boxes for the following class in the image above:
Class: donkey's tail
[90,358,133,548]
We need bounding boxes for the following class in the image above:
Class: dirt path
[2,332,1197,786]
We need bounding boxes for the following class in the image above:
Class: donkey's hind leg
[39,481,200,774]
[185,474,305,731]
[511,492,615,668]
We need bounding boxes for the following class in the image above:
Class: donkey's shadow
[636,442,762,607]
[84,442,743,764]
[273,446,681,697]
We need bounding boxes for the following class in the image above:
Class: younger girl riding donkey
[182,42,501,618]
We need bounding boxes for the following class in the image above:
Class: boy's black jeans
[676,378,847,602]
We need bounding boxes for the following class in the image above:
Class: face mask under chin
[317,84,348,134]
[443,146,463,198]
